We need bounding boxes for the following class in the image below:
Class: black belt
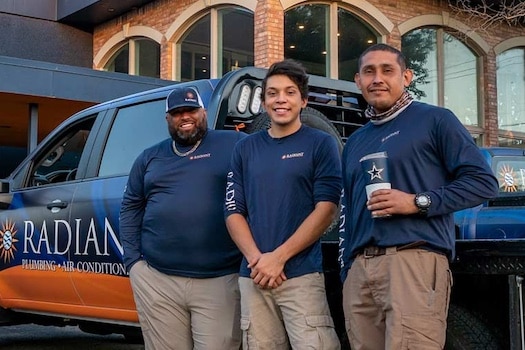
[361,241,427,259]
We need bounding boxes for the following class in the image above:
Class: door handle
[47,200,68,212]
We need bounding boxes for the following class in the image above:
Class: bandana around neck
[365,90,413,125]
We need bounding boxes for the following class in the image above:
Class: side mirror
[0,180,12,209]
[0,180,9,193]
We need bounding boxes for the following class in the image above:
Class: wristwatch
[414,193,432,215]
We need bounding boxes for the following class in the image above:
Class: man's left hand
[366,188,419,217]
[249,251,287,289]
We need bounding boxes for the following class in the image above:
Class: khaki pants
[130,260,241,350]
[343,248,452,350]
[239,272,340,350]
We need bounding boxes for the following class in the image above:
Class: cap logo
[185,91,198,103]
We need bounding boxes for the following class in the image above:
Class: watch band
[415,193,431,215]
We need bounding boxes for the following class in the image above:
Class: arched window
[181,15,210,80]
[284,3,377,80]
[180,7,254,81]
[497,47,525,147]
[402,28,479,128]
[105,38,160,78]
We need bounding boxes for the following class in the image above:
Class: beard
[169,118,208,146]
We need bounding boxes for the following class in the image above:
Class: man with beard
[120,86,246,350]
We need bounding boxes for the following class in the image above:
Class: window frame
[284,2,380,80]
[496,47,525,147]
[9,114,101,191]
[104,37,161,78]
[175,6,255,81]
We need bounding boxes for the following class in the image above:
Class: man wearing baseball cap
[120,85,246,350]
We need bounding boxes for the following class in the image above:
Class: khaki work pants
[130,260,241,350]
[343,248,452,350]
[239,272,340,350]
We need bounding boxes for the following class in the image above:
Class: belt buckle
[363,246,379,258]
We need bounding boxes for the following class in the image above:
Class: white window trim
[94,25,163,69]
[398,13,489,54]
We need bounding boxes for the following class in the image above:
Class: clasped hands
[248,251,287,289]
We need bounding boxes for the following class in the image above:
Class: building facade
[91,0,525,148]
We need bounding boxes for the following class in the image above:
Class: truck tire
[246,107,344,152]
[445,304,501,350]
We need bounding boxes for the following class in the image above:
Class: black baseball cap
[166,86,204,113]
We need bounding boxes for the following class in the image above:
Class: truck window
[494,157,525,194]
[98,99,168,177]
[28,118,94,187]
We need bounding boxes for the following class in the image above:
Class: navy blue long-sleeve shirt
[225,125,342,279]
[120,129,245,277]
[339,101,498,282]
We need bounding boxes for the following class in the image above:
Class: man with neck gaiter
[339,43,498,349]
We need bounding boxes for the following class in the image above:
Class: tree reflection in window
[402,28,479,127]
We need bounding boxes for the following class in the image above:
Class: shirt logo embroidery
[382,130,400,143]
[189,153,211,160]
[281,152,304,160]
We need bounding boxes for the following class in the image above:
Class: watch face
[417,194,430,207]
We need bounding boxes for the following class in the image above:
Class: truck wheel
[445,304,501,350]
[246,107,344,152]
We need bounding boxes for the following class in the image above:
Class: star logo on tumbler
[368,162,384,181]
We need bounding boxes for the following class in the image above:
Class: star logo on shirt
[368,162,384,181]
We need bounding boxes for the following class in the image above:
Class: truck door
[68,99,168,323]
[0,116,96,312]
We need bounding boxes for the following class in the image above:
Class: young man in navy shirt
[225,59,341,349]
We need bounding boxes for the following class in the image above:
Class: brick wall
[254,0,284,67]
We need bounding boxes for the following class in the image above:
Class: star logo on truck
[0,219,18,263]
